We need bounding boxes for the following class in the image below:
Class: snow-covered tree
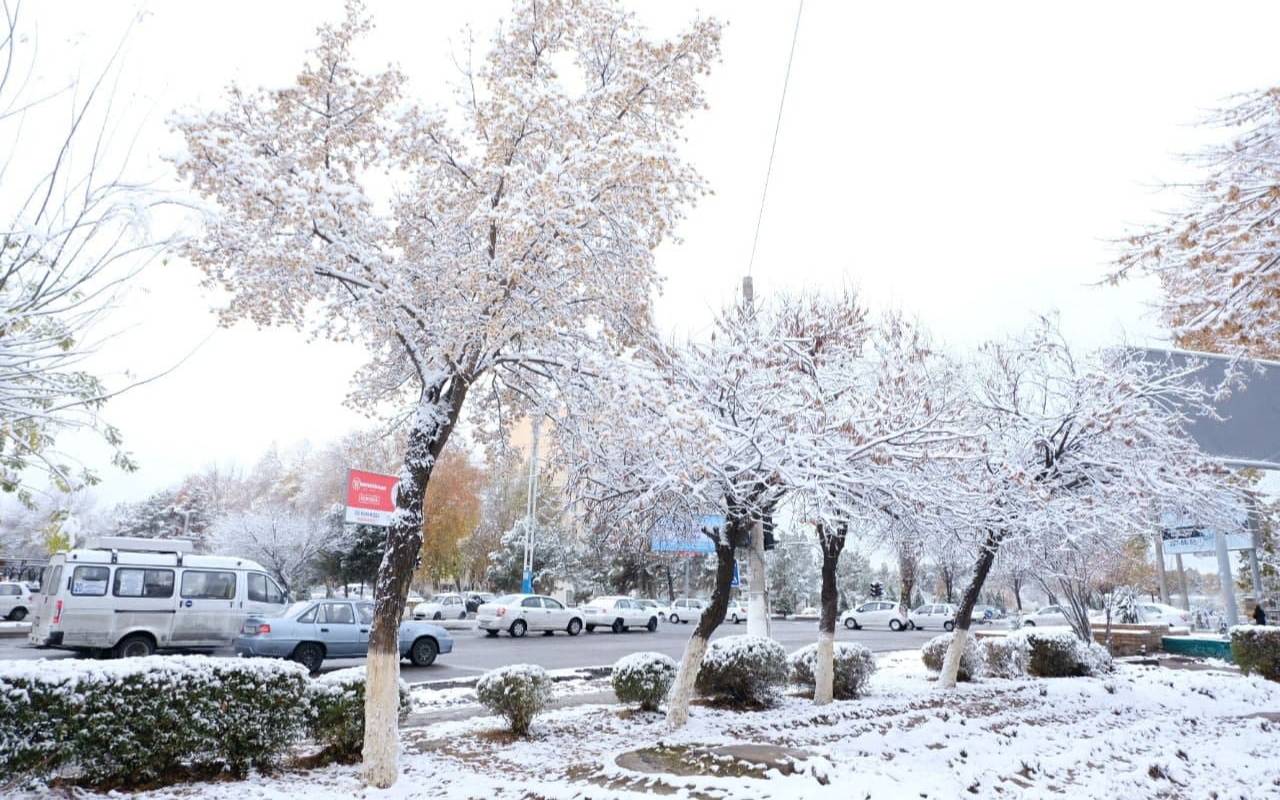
[172,1,720,783]
[0,3,165,504]
[1115,89,1280,359]
[211,507,348,598]
[932,319,1233,690]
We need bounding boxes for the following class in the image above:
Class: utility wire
[746,0,804,278]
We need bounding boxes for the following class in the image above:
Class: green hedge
[307,667,412,762]
[1230,625,1280,682]
[476,664,552,736]
[612,652,677,711]
[1017,630,1113,677]
[0,655,309,788]
[790,641,877,699]
[695,635,789,708]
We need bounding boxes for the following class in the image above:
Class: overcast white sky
[17,0,1280,509]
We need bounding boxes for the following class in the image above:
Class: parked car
[476,594,584,638]
[1019,605,1071,627]
[413,593,468,621]
[581,595,658,633]
[464,592,495,614]
[235,599,453,672]
[971,605,1007,624]
[726,599,748,624]
[667,597,707,624]
[909,603,957,631]
[633,598,663,617]
[0,581,33,621]
[29,536,288,658]
[841,601,909,631]
[1135,602,1192,628]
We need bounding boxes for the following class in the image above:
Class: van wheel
[7,607,26,621]
[647,617,658,632]
[409,637,438,667]
[113,634,155,659]
[292,642,325,673]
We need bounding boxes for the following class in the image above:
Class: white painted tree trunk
[813,628,835,705]
[937,626,967,690]
[361,648,401,787]
[666,634,709,729]
[747,520,770,638]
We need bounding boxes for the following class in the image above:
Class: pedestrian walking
[1253,602,1268,626]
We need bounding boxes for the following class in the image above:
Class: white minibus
[28,536,288,658]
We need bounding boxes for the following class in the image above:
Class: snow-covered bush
[1230,625,1280,682]
[921,633,986,681]
[307,667,411,762]
[982,635,1030,679]
[695,635,789,707]
[1018,630,1113,677]
[475,664,553,735]
[0,656,308,786]
[789,642,877,699]
[612,652,677,711]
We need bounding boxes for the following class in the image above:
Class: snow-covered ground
[116,651,1280,799]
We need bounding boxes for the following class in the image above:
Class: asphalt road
[0,619,935,683]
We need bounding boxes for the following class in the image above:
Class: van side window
[71,566,110,596]
[113,568,175,598]
[180,570,237,600]
[248,573,285,604]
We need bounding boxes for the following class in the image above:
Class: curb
[0,627,30,639]
[409,664,611,690]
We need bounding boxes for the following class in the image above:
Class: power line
[746,0,804,278]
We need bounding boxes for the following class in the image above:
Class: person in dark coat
[1253,603,1268,626]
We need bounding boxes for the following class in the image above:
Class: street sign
[344,469,399,527]
[731,559,740,588]
[650,514,724,555]
[1160,528,1253,555]
[521,568,533,594]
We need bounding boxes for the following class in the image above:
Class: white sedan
[0,581,33,621]
[413,592,469,621]
[667,598,706,624]
[581,596,659,633]
[476,594,584,638]
[841,601,909,631]
[909,603,957,631]
[726,599,748,624]
[1136,602,1192,628]
[1019,605,1072,627]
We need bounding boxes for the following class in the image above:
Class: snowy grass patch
[116,650,1280,799]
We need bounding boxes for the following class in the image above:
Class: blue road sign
[521,568,533,593]
[730,560,740,588]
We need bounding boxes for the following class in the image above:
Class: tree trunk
[814,523,847,705]
[665,564,675,602]
[898,543,918,609]
[666,527,737,729]
[362,386,466,788]
[1011,574,1023,611]
[939,529,1002,690]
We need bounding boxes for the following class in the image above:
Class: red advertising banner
[344,469,399,527]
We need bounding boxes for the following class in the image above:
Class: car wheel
[433,611,442,621]
[669,613,679,624]
[510,619,528,638]
[291,642,324,673]
[1022,620,1036,627]
[567,618,583,636]
[8,607,27,621]
[908,621,917,630]
[944,621,955,632]
[889,619,903,631]
[844,617,857,630]
[586,624,596,633]
[730,614,739,624]
[112,634,155,659]
[647,617,658,632]
[458,610,467,620]
[409,637,438,667]
[485,629,499,637]
[611,618,625,634]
